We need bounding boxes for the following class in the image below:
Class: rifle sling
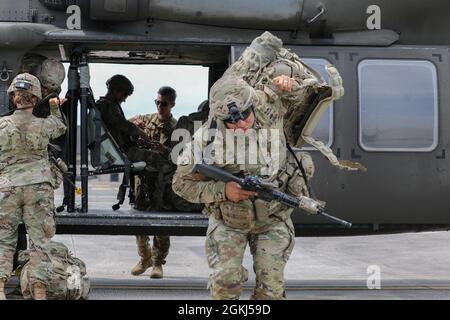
[286,141,315,199]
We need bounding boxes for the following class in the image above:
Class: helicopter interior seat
[87,100,146,210]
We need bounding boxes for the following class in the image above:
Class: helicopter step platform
[53,208,450,237]
[55,209,208,236]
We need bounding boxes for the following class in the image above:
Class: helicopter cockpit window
[301,58,334,150]
[358,59,438,152]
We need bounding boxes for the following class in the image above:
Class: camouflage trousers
[133,169,202,265]
[0,183,55,285]
[206,216,295,300]
[136,235,170,265]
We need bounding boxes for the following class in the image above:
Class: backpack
[19,241,90,300]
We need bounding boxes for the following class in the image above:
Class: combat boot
[131,248,153,276]
[150,264,163,279]
[33,283,47,300]
[0,279,6,300]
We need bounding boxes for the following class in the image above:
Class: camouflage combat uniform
[0,74,66,287]
[174,31,347,300]
[131,112,205,265]
[131,113,177,266]
[172,76,315,300]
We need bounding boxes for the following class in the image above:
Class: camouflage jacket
[96,96,146,154]
[130,113,177,147]
[172,78,312,228]
[0,107,66,189]
[129,113,177,159]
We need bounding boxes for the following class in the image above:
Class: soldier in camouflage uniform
[172,31,346,299]
[129,86,203,278]
[128,86,177,279]
[6,57,67,298]
[173,32,343,299]
[173,30,347,300]
[172,75,310,300]
[0,73,66,300]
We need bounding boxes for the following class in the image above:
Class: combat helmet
[106,74,134,96]
[210,76,256,122]
[7,73,42,99]
[19,53,47,76]
[39,58,65,91]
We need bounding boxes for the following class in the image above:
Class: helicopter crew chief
[96,74,165,169]
[0,73,66,300]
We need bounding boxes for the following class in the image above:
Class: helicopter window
[301,58,334,150]
[358,59,438,152]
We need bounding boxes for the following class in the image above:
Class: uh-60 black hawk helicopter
[1,0,449,237]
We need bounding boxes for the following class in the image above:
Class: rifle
[48,144,83,213]
[136,138,171,154]
[192,163,352,228]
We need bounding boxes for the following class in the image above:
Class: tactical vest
[199,113,308,229]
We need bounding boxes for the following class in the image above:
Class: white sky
[60,63,209,120]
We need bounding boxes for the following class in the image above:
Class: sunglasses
[155,99,170,107]
[224,102,253,124]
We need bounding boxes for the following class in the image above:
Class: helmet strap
[16,104,35,110]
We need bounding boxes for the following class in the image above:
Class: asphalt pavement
[22,179,449,299]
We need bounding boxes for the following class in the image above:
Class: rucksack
[18,241,90,300]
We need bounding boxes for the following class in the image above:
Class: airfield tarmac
[8,179,450,300]
[50,231,450,300]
